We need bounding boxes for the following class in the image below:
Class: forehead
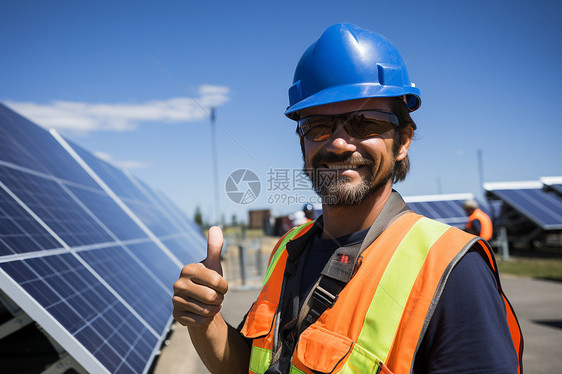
[298,97,395,117]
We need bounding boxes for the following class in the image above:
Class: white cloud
[94,151,151,170]
[4,85,230,135]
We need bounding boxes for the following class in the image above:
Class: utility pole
[210,107,220,226]
[477,149,485,199]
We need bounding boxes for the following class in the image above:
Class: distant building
[248,209,271,229]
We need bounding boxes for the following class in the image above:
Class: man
[173,23,522,373]
[463,198,494,240]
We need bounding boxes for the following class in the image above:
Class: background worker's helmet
[285,23,421,120]
[463,199,479,210]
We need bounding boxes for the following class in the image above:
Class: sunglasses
[297,110,399,142]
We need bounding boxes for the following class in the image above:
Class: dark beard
[305,153,394,207]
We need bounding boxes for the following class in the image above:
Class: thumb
[204,226,223,276]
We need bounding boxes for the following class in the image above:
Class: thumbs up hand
[204,226,224,276]
[173,226,229,327]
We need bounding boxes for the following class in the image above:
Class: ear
[396,126,414,161]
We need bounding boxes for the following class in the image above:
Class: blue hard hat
[285,23,421,120]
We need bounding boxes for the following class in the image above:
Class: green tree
[194,206,203,227]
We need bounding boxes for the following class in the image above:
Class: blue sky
[2,0,561,224]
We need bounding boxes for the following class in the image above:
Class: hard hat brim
[284,83,421,120]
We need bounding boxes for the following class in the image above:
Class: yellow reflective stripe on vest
[249,346,272,374]
[262,221,314,286]
[357,217,450,364]
[248,346,307,374]
[340,343,384,373]
[290,366,305,374]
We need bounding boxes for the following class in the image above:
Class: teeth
[325,164,361,170]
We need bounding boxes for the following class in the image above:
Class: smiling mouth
[323,163,365,170]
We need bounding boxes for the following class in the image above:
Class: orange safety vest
[466,208,493,241]
[241,212,522,374]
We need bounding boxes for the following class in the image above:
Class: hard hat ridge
[285,23,421,120]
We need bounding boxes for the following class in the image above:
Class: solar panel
[61,137,205,265]
[404,193,475,228]
[0,103,206,373]
[484,181,562,230]
[0,103,100,189]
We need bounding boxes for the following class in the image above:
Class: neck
[320,181,394,239]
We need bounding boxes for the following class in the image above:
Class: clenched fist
[173,226,229,327]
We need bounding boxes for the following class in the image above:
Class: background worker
[302,203,316,222]
[173,23,522,374]
[463,198,494,240]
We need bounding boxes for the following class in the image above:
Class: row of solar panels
[309,179,562,234]
[293,182,562,241]
[293,181,562,240]
[485,178,562,231]
[404,178,562,236]
[0,103,206,374]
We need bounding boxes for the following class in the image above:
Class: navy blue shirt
[299,228,369,301]
[413,250,518,373]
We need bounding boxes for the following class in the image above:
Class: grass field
[498,255,562,282]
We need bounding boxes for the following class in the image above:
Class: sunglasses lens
[300,118,334,141]
[306,125,332,141]
[299,110,399,142]
[350,117,395,138]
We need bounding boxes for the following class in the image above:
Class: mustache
[309,153,375,168]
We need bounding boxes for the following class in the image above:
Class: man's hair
[297,97,417,184]
[390,97,416,183]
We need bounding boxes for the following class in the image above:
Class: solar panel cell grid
[406,199,471,228]
[0,188,61,255]
[0,166,114,247]
[68,140,153,204]
[160,235,203,265]
[126,242,180,290]
[125,199,182,238]
[66,184,148,241]
[78,246,172,332]
[150,187,206,240]
[132,178,195,234]
[0,104,206,373]
[492,188,562,229]
[0,254,159,373]
[0,105,99,188]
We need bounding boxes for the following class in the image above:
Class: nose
[324,124,357,154]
